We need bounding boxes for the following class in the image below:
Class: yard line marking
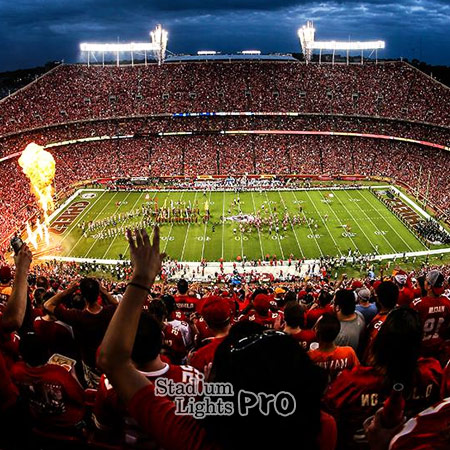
[357,190,417,252]
[221,191,225,259]
[317,190,359,251]
[180,191,198,261]
[263,191,285,260]
[236,193,245,259]
[120,191,158,259]
[57,191,107,245]
[200,191,212,261]
[304,190,343,257]
[162,191,185,254]
[100,191,146,260]
[250,190,265,260]
[333,191,381,254]
[291,190,324,257]
[81,192,122,257]
[277,191,304,258]
[342,190,398,254]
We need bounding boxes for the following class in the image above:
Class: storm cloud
[0,0,448,70]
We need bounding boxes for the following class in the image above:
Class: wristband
[127,282,151,294]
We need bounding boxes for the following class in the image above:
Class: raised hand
[126,227,166,286]
[14,243,32,275]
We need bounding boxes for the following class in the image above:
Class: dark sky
[0,0,449,71]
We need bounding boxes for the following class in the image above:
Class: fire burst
[18,143,56,249]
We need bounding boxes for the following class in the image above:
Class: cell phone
[10,236,23,255]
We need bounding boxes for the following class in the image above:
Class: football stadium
[0,9,450,450]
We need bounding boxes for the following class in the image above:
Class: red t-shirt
[290,329,317,351]
[163,322,190,364]
[94,363,202,443]
[11,362,85,428]
[306,305,333,329]
[33,317,77,359]
[175,294,201,316]
[362,311,390,365]
[389,397,450,450]
[324,358,443,446]
[0,350,18,413]
[127,383,337,450]
[0,318,19,369]
[239,310,283,329]
[411,295,450,358]
[54,304,116,368]
[189,337,226,373]
[309,346,359,382]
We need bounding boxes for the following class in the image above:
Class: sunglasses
[230,330,286,353]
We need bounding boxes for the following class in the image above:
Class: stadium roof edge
[165,54,297,62]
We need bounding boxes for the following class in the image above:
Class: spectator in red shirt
[411,270,450,362]
[11,332,86,431]
[309,313,359,382]
[363,281,399,365]
[0,265,12,312]
[239,293,283,329]
[188,296,231,373]
[175,278,200,318]
[283,302,317,351]
[324,307,442,448]
[98,228,336,450]
[44,278,117,387]
[93,312,201,446]
[0,244,32,369]
[306,290,333,329]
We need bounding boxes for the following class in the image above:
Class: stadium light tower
[80,24,168,67]
[150,24,168,66]
[297,21,385,64]
[297,21,315,64]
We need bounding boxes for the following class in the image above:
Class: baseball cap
[352,280,363,290]
[357,287,371,302]
[253,294,271,315]
[274,287,286,295]
[0,266,12,283]
[426,270,445,296]
[372,280,382,290]
[201,296,232,328]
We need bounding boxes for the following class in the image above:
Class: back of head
[177,278,189,295]
[79,278,100,305]
[148,299,168,324]
[373,307,421,390]
[33,288,46,306]
[36,276,49,291]
[334,289,356,316]
[318,290,332,308]
[19,332,49,367]
[131,313,163,366]
[284,302,304,328]
[208,330,325,449]
[375,281,399,310]
[315,313,341,343]
[161,294,176,316]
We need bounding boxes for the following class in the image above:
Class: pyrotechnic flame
[18,143,56,249]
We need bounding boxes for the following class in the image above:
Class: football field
[46,187,432,262]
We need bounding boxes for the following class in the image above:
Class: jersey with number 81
[412,295,450,358]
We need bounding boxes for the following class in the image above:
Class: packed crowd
[1,229,450,450]
[0,61,449,136]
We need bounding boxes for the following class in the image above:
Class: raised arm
[1,244,32,332]
[43,280,79,314]
[97,227,166,403]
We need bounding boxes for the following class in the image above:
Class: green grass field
[47,188,433,262]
